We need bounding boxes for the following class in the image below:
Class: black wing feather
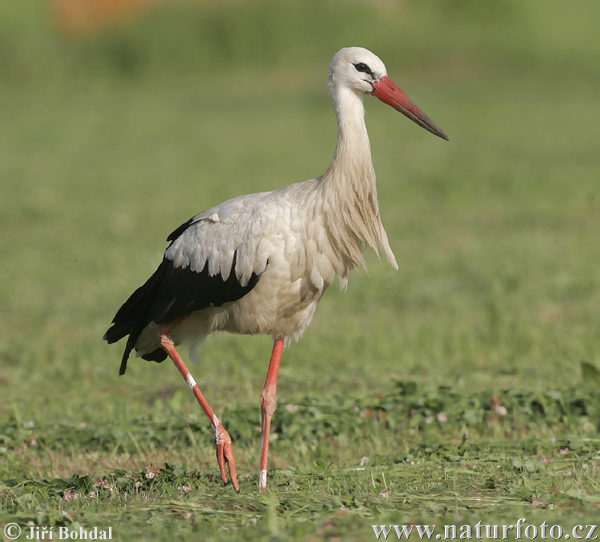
[166,217,195,243]
[104,219,261,375]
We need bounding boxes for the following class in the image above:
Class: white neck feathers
[315,85,398,278]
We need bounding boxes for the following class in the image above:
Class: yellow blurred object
[50,0,155,35]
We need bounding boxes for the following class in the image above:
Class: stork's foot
[215,426,240,492]
[157,320,240,493]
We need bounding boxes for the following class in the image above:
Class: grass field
[1,1,599,540]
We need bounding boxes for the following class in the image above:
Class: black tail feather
[141,348,168,362]
[104,252,262,376]
[104,263,167,375]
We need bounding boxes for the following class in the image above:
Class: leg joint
[261,384,277,417]
[158,332,175,349]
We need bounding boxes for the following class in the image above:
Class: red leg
[157,319,239,492]
[259,338,285,492]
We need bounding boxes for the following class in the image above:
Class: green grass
[1,1,599,540]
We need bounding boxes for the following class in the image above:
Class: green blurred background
[1,0,599,417]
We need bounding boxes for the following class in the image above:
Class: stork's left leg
[157,319,240,492]
[259,338,285,492]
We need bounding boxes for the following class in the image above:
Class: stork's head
[329,47,449,141]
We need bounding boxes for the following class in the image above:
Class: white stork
[104,47,448,492]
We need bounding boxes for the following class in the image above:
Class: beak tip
[426,124,449,142]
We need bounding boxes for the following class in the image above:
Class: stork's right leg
[157,321,240,492]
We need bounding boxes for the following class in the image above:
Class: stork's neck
[313,85,397,275]
[324,86,374,180]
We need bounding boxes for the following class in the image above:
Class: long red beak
[371,76,449,141]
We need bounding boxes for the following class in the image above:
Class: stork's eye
[354,63,372,75]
